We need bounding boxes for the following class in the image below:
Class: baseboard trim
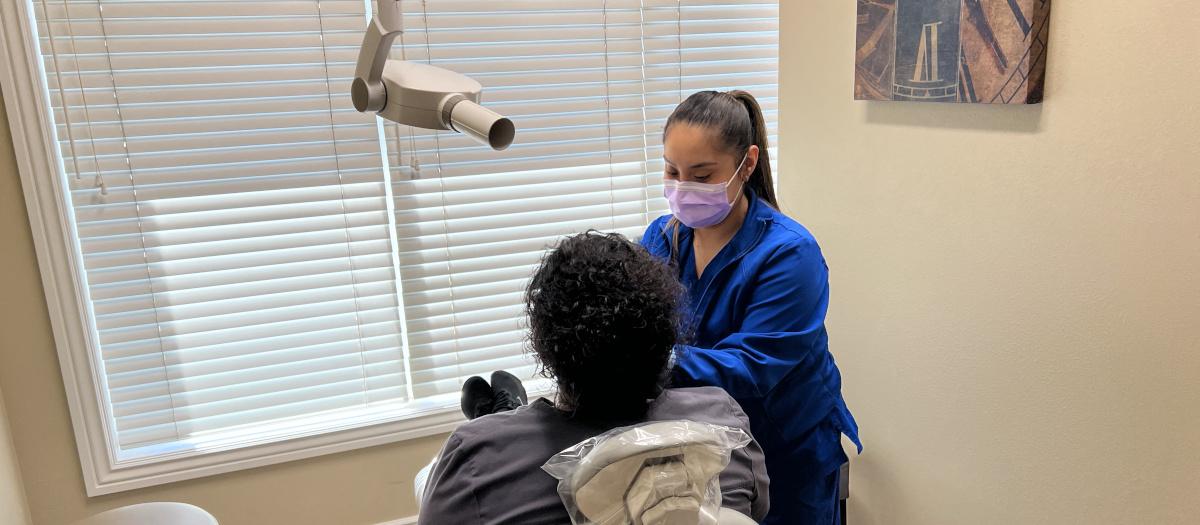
[375,517,417,525]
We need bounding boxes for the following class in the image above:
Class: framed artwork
[855,0,1051,104]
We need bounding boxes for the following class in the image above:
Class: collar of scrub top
[664,194,774,328]
[664,193,773,263]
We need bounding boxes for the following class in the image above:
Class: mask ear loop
[726,152,749,184]
[725,152,750,204]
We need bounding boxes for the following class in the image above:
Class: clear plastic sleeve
[542,420,751,525]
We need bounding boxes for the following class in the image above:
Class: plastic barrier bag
[542,420,751,525]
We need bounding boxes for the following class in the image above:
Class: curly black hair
[526,231,683,420]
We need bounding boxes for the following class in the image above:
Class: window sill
[100,401,466,495]
[100,380,554,495]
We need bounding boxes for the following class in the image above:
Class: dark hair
[663,90,777,208]
[525,231,683,421]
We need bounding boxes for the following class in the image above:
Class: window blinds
[383,0,780,403]
[30,0,779,459]
[382,0,652,402]
[34,0,406,453]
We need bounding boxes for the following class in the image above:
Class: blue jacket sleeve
[639,216,672,260]
[674,240,831,400]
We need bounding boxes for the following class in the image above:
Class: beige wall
[779,1,1200,524]
[1,386,32,525]
[0,91,445,525]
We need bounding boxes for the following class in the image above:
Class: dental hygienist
[641,91,861,525]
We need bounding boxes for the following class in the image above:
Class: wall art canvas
[855,0,1051,104]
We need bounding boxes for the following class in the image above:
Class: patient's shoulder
[656,385,740,406]
[446,401,549,444]
[649,387,750,429]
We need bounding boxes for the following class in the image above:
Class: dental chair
[415,420,757,524]
[544,420,757,525]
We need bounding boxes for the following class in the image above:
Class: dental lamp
[351,0,515,150]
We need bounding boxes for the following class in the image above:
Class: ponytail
[728,90,777,209]
[664,90,777,209]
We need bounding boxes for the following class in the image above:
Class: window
[1,0,778,494]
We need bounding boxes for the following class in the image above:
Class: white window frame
[0,1,477,496]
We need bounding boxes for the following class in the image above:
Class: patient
[417,231,770,524]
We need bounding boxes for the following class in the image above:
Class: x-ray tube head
[352,0,515,150]
[445,98,515,151]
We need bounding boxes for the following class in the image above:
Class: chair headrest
[544,420,750,525]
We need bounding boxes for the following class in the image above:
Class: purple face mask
[664,154,748,228]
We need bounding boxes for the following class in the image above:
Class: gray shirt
[418,387,770,524]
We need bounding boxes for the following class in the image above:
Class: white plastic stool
[73,502,217,525]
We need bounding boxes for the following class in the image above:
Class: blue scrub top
[642,195,861,522]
